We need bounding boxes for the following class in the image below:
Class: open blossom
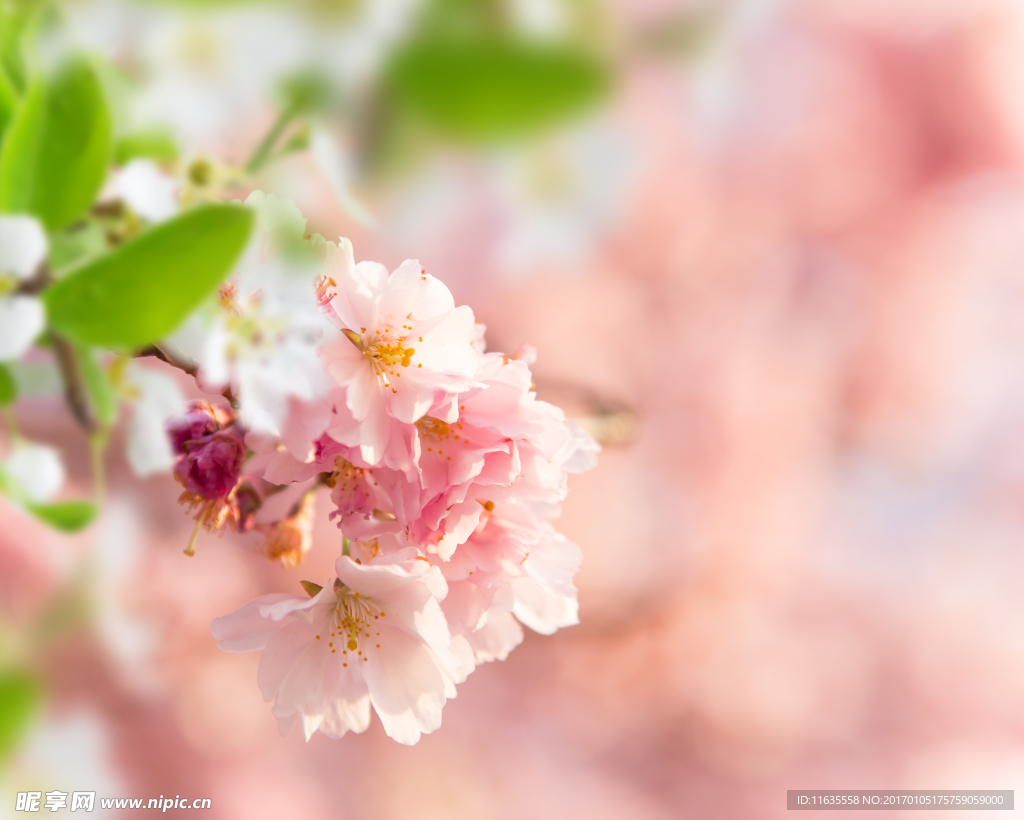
[263,346,600,559]
[319,243,480,470]
[440,501,581,675]
[211,549,455,745]
[410,351,600,557]
[0,215,47,361]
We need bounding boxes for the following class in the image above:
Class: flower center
[318,588,385,664]
[416,417,452,440]
[343,326,422,393]
[369,338,415,370]
[323,457,367,491]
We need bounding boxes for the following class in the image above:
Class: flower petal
[0,296,44,361]
[362,624,448,745]
[0,216,47,280]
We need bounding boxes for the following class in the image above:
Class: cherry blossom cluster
[164,193,598,745]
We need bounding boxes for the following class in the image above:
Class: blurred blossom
[170,192,334,454]
[0,216,47,362]
[91,500,159,688]
[0,712,125,813]
[113,159,179,223]
[310,127,376,229]
[65,0,422,143]
[122,363,186,477]
[491,121,639,273]
[0,217,47,280]
[2,442,65,504]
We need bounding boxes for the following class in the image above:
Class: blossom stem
[245,104,299,174]
[13,263,53,296]
[136,342,241,409]
[184,510,206,557]
[90,432,107,501]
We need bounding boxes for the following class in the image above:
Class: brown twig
[50,332,99,434]
[136,341,199,377]
[135,342,240,409]
[14,263,54,296]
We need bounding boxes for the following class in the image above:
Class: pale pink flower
[440,579,522,684]
[408,352,600,557]
[319,243,481,469]
[211,549,456,745]
[442,501,582,638]
[354,501,582,684]
[264,350,599,561]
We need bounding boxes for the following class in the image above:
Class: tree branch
[50,333,99,434]
[14,263,54,296]
[135,342,239,409]
[136,341,199,377]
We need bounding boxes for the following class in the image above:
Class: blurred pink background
[6,0,1024,817]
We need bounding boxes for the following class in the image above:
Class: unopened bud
[174,430,246,500]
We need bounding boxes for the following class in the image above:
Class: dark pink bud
[174,430,246,500]
[166,400,235,454]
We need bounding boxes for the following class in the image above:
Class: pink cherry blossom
[407,352,600,558]
[211,549,456,745]
[442,500,582,638]
[200,234,596,739]
[319,244,481,469]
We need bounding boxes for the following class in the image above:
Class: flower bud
[166,401,234,454]
[174,430,246,500]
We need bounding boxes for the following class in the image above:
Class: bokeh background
[4,0,1024,816]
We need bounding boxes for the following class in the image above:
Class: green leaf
[0,58,112,231]
[0,60,17,142]
[113,129,179,166]
[0,363,15,405]
[24,500,97,532]
[385,38,610,141]
[0,670,42,761]
[0,1,39,95]
[76,347,117,427]
[43,203,254,349]
[47,220,110,275]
